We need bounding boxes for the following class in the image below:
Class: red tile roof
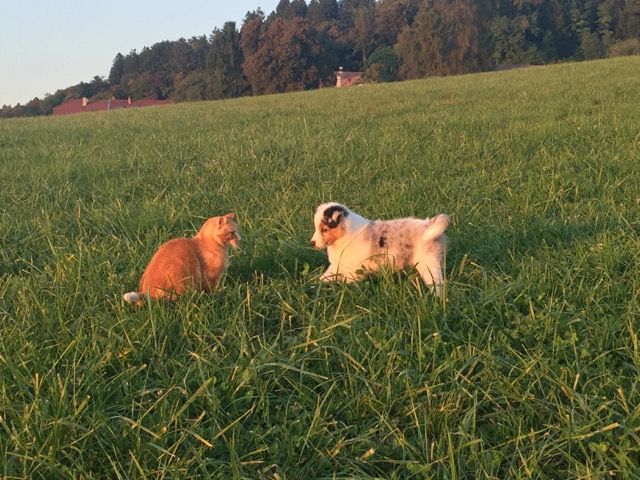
[51,99,84,115]
[52,98,172,116]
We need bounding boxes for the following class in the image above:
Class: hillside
[1,57,640,478]
[5,0,640,118]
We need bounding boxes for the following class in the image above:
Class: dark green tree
[188,35,211,70]
[396,0,482,79]
[374,0,420,47]
[363,46,401,81]
[307,0,339,24]
[620,0,640,38]
[108,53,125,86]
[171,71,218,101]
[490,15,545,64]
[122,50,141,76]
[240,9,265,58]
[207,22,250,98]
[242,17,327,94]
[124,72,165,99]
[169,38,198,74]
[353,3,376,63]
[275,0,308,19]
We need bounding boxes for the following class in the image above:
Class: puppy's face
[311,203,349,249]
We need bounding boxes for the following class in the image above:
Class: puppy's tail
[422,214,450,242]
[123,291,144,306]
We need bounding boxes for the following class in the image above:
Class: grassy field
[1,56,640,479]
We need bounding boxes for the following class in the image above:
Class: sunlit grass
[1,57,640,478]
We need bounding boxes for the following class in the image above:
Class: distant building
[52,97,172,116]
[335,67,363,88]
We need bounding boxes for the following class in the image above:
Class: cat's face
[198,213,240,247]
[219,213,240,247]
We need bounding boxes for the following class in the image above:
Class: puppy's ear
[323,205,347,228]
[218,215,228,226]
[225,212,235,220]
[326,211,342,228]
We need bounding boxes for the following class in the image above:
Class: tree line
[3,0,640,118]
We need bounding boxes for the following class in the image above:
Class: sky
[0,0,280,106]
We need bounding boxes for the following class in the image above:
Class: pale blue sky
[0,0,280,106]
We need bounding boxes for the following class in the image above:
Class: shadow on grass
[452,217,612,268]
[229,244,327,282]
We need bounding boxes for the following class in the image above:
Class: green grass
[1,56,640,479]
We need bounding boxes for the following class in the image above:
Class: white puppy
[311,202,449,296]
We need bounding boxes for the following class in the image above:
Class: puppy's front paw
[320,268,343,282]
[320,272,335,282]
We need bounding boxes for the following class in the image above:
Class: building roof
[52,98,172,116]
[335,70,363,88]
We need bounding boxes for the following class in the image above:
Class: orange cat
[123,213,239,305]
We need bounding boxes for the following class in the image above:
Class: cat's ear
[219,212,235,226]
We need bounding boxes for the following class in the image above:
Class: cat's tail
[123,291,144,305]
